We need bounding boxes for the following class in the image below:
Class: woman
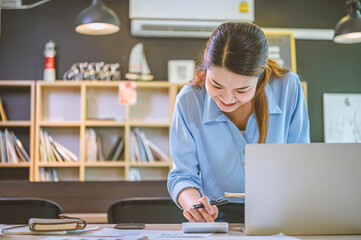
[167,22,310,223]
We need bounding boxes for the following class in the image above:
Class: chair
[0,198,63,224]
[216,203,244,223]
[107,197,186,224]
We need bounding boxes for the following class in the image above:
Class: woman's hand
[183,196,219,222]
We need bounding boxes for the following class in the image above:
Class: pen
[191,197,228,209]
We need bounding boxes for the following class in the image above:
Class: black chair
[0,198,64,224]
[216,202,245,223]
[107,197,186,224]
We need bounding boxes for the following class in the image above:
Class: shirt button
[243,149,245,153]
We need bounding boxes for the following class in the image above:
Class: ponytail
[253,59,289,143]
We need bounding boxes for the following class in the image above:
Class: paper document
[41,235,301,240]
[84,227,212,238]
[41,237,141,240]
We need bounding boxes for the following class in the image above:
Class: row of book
[39,129,79,163]
[39,168,59,182]
[86,128,170,163]
[130,128,170,163]
[0,129,30,163]
[86,128,124,162]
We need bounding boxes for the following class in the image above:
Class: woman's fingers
[211,205,219,220]
[189,208,207,222]
[198,208,214,222]
[199,196,214,215]
[183,210,198,222]
[183,196,219,222]
[184,209,213,222]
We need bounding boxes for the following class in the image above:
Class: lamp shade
[75,0,120,35]
[334,0,361,43]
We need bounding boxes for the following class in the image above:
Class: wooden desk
[1,224,361,239]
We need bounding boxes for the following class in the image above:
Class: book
[0,131,5,163]
[11,133,27,162]
[90,128,97,162]
[39,129,48,162]
[146,138,170,162]
[129,134,135,162]
[39,130,78,163]
[86,128,97,162]
[50,142,63,162]
[11,132,30,162]
[28,216,86,232]
[128,167,141,181]
[31,222,78,231]
[96,135,105,161]
[0,97,8,121]
[138,130,155,163]
[52,140,78,162]
[85,128,105,162]
[52,168,59,182]
[39,167,45,181]
[39,167,57,182]
[48,136,66,162]
[43,131,55,162]
[4,129,18,163]
[85,128,90,162]
[130,132,141,162]
[133,128,147,162]
[4,130,10,162]
[106,136,123,160]
[107,136,125,161]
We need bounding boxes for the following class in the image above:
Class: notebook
[244,143,361,236]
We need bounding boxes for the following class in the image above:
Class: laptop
[244,143,361,236]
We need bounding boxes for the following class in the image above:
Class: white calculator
[182,222,229,233]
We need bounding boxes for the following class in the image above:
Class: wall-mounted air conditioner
[129,0,254,38]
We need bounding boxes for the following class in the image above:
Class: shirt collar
[265,83,282,115]
[202,83,282,125]
[202,92,227,125]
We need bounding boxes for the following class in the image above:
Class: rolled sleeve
[170,180,204,209]
[167,99,203,208]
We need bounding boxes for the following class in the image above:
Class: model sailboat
[125,43,154,81]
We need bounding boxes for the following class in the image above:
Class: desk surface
[2,224,361,239]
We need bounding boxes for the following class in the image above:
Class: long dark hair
[190,22,289,143]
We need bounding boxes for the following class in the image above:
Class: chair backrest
[0,198,63,224]
[216,203,244,223]
[107,197,186,224]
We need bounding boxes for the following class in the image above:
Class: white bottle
[43,40,56,82]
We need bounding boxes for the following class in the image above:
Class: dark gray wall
[1,0,361,142]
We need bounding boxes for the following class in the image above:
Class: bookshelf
[34,81,178,182]
[0,81,35,181]
[1,78,306,182]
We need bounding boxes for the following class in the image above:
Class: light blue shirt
[167,72,310,206]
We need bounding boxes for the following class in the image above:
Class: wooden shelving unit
[0,76,306,182]
[34,81,180,182]
[0,81,35,181]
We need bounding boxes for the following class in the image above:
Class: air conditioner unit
[129,0,254,38]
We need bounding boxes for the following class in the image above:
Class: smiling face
[205,66,259,113]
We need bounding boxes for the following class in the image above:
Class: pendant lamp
[334,0,361,43]
[75,0,120,35]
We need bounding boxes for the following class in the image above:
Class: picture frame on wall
[168,60,195,84]
[323,93,361,143]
